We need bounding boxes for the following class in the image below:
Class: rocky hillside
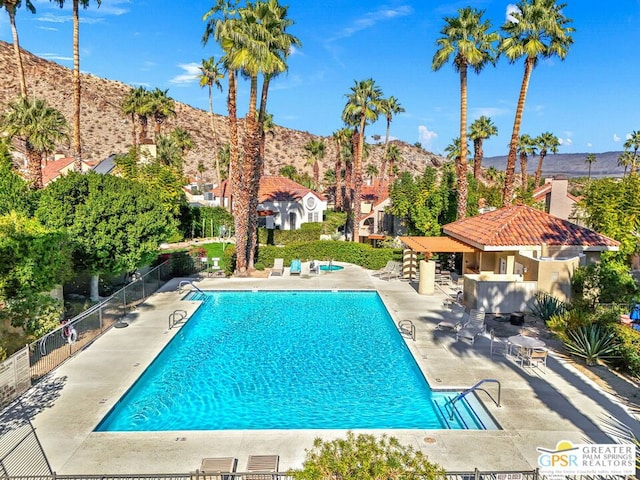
[0,41,444,184]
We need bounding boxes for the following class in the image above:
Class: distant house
[401,205,619,312]
[207,176,327,230]
[357,180,405,244]
[532,177,584,225]
[42,156,93,186]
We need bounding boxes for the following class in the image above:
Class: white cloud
[565,138,573,146]
[330,5,413,41]
[169,63,201,85]
[38,53,73,62]
[418,125,438,149]
[587,142,593,148]
[613,133,621,142]
[506,4,520,23]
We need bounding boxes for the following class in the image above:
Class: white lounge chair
[245,455,279,480]
[436,303,466,331]
[270,258,284,277]
[198,456,237,480]
[456,308,486,344]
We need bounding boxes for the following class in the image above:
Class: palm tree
[432,7,499,220]
[365,163,378,184]
[259,111,274,174]
[500,0,574,206]
[468,115,498,179]
[517,134,536,189]
[386,143,402,187]
[279,165,296,180]
[623,130,640,175]
[618,151,633,177]
[584,153,596,180]
[378,96,404,184]
[121,86,153,146]
[1,0,35,97]
[534,131,559,186]
[51,0,102,172]
[149,88,176,141]
[304,138,325,189]
[1,97,68,189]
[198,56,224,184]
[332,128,351,212]
[342,78,383,241]
[169,127,194,157]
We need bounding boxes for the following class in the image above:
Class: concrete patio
[13,263,640,474]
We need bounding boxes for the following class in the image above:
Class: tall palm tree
[169,127,194,157]
[198,56,224,184]
[618,151,633,177]
[259,111,274,174]
[534,131,559,186]
[378,96,404,184]
[468,115,498,179]
[432,7,499,220]
[1,0,35,97]
[584,153,596,180]
[1,97,68,189]
[623,130,640,175]
[332,128,351,212]
[51,0,102,172]
[121,86,149,148]
[342,78,383,241]
[304,138,325,189]
[500,0,574,206]
[517,134,536,189]
[149,88,176,141]
[386,143,402,187]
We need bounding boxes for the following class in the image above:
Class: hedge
[258,223,323,245]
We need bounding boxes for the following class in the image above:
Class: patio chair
[270,258,284,276]
[373,260,397,278]
[198,456,237,480]
[309,260,320,274]
[523,347,548,372]
[436,303,466,331]
[245,454,279,480]
[290,259,302,275]
[489,328,508,356]
[456,308,486,344]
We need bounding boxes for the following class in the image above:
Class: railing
[448,378,501,420]
[0,260,189,409]
[398,320,416,341]
[178,280,203,294]
[169,310,188,329]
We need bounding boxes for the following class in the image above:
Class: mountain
[0,41,444,184]
[483,151,626,179]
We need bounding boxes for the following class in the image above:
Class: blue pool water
[319,264,344,271]
[96,290,495,431]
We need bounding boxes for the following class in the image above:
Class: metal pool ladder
[178,280,203,294]
[398,320,416,341]
[448,378,501,420]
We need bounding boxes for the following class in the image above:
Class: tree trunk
[130,113,137,148]
[72,0,82,172]
[352,127,363,242]
[9,9,27,97]
[520,152,528,189]
[457,64,469,220]
[503,58,534,206]
[90,273,100,302]
[26,145,43,189]
[334,145,343,211]
[534,151,546,186]
[208,84,222,187]
[473,139,483,179]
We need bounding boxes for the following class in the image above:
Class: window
[306,196,317,209]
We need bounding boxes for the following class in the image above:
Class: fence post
[141,275,146,300]
[99,305,103,333]
[474,467,479,480]
[123,285,127,316]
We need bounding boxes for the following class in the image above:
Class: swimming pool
[96,290,496,431]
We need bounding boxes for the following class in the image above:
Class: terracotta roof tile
[211,176,325,202]
[42,157,74,185]
[443,205,619,250]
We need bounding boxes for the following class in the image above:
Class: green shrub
[221,245,236,276]
[564,324,619,366]
[547,308,592,340]
[256,240,400,271]
[610,324,640,379]
[258,223,324,245]
[530,292,566,323]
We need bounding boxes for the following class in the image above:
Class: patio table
[507,334,545,359]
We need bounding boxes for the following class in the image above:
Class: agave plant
[530,292,566,323]
[564,324,619,366]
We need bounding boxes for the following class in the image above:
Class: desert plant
[564,324,619,366]
[530,292,566,323]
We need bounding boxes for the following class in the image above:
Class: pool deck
[17,263,640,474]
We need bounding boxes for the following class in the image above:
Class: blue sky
[1,0,639,158]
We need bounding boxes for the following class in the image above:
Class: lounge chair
[245,455,279,480]
[373,260,396,278]
[456,308,486,344]
[309,260,320,274]
[270,258,284,277]
[289,259,301,275]
[197,456,237,480]
[436,303,466,331]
